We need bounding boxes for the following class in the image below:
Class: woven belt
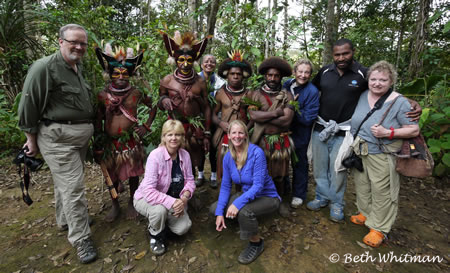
[42,118,93,126]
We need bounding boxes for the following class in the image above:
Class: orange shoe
[350,213,366,226]
[363,229,386,248]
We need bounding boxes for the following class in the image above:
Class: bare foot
[126,200,139,220]
[117,181,125,193]
[105,200,121,222]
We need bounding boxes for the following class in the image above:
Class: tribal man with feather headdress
[158,30,212,185]
[94,43,156,222]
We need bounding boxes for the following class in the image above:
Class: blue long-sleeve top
[215,143,280,215]
[283,79,320,147]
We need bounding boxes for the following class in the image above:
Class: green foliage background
[0,0,449,175]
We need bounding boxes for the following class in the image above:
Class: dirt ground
[0,157,449,273]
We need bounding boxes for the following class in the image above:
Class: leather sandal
[350,213,366,226]
[363,229,386,248]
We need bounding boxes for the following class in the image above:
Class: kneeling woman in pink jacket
[134,120,196,255]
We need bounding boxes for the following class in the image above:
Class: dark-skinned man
[308,38,422,223]
[248,57,294,217]
[158,30,212,185]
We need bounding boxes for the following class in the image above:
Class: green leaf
[419,108,430,128]
[250,47,261,57]
[427,10,443,24]
[442,153,450,167]
[429,146,441,154]
[231,39,237,49]
[245,19,252,25]
[434,163,447,176]
[430,113,445,120]
[428,138,441,148]
[443,20,450,33]
[441,141,450,150]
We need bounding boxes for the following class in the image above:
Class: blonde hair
[368,60,397,85]
[228,120,249,169]
[160,120,185,148]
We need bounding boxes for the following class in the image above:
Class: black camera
[13,147,44,172]
[342,153,363,172]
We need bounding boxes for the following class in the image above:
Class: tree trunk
[265,0,271,58]
[282,0,288,58]
[207,0,220,37]
[188,0,197,32]
[271,0,277,56]
[408,0,431,79]
[301,0,309,60]
[196,0,202,33]
[395,1,406,72]
[322,0,336,65]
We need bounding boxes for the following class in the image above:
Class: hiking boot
[278,203,290,218]
[75,237,97,264]
[149,233,166,256]
[238,239,264,264]
[330,204,344,222]
[209,178,218,189]
[306,199,328,211]
[290,197,303,208]
[59,217,93,232]
[195,177,205,187]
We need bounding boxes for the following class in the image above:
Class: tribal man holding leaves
[248,57,295,217]
[94,43,156,222]
[158,30,212,185]
[212,50,253,180]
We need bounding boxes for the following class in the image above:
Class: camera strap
[19,165,33,206]
[353,88,393,139]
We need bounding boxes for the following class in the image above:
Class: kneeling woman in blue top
[210,120,280,264]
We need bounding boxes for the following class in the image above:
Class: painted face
[227,67,244,89]
[368,70,392,96]
[59,29,88,65]
[333,43,354,71]
[177,54,194,74]
[111,67,130,89]
[229,123,246,149]
[294,64,312,85]
[164,130,183,151]
[201,56,216,74]
[264,68,282,90]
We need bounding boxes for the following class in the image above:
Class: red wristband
[388,127,394,140]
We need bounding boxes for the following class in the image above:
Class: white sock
[198,171,204,179]
[210,172,217,180]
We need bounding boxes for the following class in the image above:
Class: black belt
[42,118,92,126]
[314,123,346,137]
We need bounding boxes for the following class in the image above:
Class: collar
[329,60,362,75]
[162,146,185,163]
[261,84,281,95]
[57,50,80,73]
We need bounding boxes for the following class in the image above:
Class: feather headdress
[218,49,253,79]
[95,42,144,79]
[159,30,212,66]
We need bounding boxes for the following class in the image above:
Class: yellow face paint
[111,67,129,79]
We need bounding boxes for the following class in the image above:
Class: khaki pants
[133,198,192,236]
[37,122,93,245]
[352,150,400,233]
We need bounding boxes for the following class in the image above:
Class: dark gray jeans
[210,193,280,240]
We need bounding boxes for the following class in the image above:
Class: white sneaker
[291,197,303,208]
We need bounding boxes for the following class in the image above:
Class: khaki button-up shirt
[18,51,94,134]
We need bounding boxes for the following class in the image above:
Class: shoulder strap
[353,88,393,138]
[378,95,401,125]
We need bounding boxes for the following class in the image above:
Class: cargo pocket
[60,85,83,110]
